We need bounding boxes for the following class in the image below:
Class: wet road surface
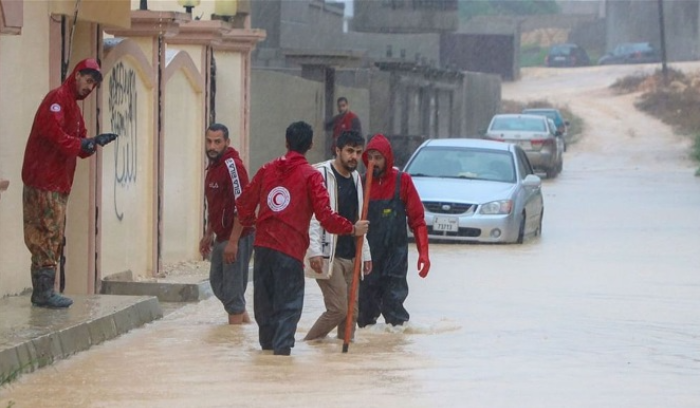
[2,64,700,407]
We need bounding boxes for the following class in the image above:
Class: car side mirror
[522,174,541,187]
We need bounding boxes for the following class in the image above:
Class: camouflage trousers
[23,185,68,269]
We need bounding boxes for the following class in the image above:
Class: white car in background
[404,138,544,244]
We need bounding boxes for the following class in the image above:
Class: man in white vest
[305,130,372,341]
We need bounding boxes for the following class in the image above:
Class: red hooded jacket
[361,134,426,232]
[331,110,361,139]
[205,147,253,243]
[22,59,101,193]
[236,151,354,262]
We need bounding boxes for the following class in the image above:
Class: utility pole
[657,0,668,86]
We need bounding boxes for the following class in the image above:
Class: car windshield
[490,116,547,132]
[549,45,573,55]
[406,147,516,183]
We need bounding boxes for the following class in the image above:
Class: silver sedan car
[404,138,544,244]
[485,113,564,178]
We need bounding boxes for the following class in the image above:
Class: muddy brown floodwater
[2,63,700,408]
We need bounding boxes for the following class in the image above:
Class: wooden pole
[342,161,374,353]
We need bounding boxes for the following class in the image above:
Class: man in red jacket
[199,123,255,325]
[22,58,118,308]
[325,97,362,156]
[229,121,369,356]
[358,134,430,327]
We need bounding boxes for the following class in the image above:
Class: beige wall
[1,1,261,297]
[130,0,219,17]
[214,51,244,149]
[64,21,101,295]
[0,1,52,296]
[100,49,157,280]
[162,54,205,263]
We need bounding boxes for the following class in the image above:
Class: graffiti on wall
[108,61,138,221]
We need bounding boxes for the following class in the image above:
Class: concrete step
[100,268,213,303]
[0,294,162,384]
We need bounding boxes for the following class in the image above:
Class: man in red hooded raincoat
[358,134,431,327]
[21,58,118,308]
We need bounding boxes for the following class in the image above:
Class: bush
[612,68,700,175]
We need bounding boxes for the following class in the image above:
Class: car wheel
[557,159,563,174]
[516,211,526,244]
[535,209,544,237]
[545,167,558,179]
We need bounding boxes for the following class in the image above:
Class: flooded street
[3,64,700,407]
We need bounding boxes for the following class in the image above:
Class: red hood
[362,133,394,172]
[272,151,309,180]
[65,58,102,101]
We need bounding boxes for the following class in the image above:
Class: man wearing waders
[228,121,369,356]
[21,58,118,308]
[358,134,430,327]
[200,123,255,325]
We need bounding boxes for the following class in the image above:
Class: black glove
[94,133,119,146]
[80,138,96,155]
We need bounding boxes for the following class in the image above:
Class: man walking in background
[304,130,372,342]
[228,121,369,356]
[200,123,255,325]
[358,134,430,328]
[325,97,362,156]
[22,58,118,308]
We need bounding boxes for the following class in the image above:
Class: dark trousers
[209,233,254,315]
[253,247,305,353]
[357,250,409,327]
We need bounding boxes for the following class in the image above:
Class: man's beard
[207,150,223,161]
[372,167,383,178]
[342,160,357,172]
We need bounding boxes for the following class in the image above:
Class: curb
[0,295,162,384]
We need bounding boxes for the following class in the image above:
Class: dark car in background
[598,42,661,65]
[545,43,591,67]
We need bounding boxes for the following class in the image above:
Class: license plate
[518,141,531,149]
[434,216,459,232]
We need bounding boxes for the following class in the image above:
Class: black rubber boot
[31,268,73,308]
[30,268,40,305]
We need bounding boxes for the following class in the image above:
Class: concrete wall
[606,0,700,61]
[352,0,459,34]
[557,0,605,17]
[249,71,324,173]
[462,71,501,137]
[249,70,370,173]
